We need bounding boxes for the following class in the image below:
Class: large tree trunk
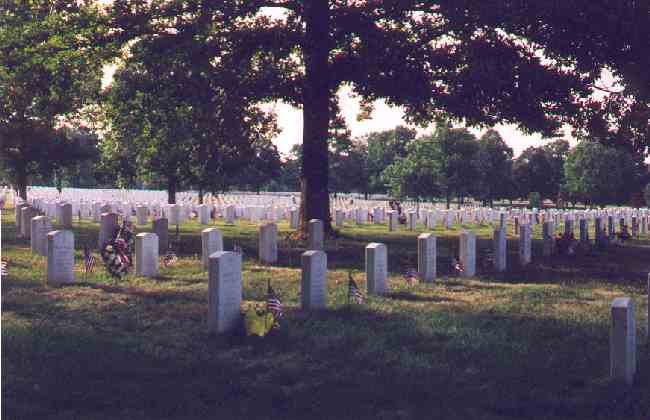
[168,177,177,204]
[299,0,332,235]
[16,169,27,201]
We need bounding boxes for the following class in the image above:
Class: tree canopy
[0,1,109,198]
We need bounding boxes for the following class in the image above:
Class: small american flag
[1,260,7,276]
[266,279,283,318]
[163,248,178,267]
[83,245,96,273]
[404,268,419,286]
[348,272,364,304]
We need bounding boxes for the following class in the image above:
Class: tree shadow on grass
[3,287,649,420]
[383,291,454,303]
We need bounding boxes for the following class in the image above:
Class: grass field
[2,208,649,419]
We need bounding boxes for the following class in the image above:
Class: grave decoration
[403,268,419,287]
[100,220,135,279]
[1,260,7,276]
[244,279,283,337]
[162,246,178,267]
[451,257,464,277]
[83,244,96,279]
[347,272,364,305]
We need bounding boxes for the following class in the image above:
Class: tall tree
[564,141,640,207]
[107,0,589,234]
[100,23,278,203]
[0,1,109,199]
[365,126,417,195]
[475,129,514,207]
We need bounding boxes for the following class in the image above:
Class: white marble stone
[301,250,327,309]
[136,206,148,225]
[610,297,636,385]
[135,233,159,278]
[259,223,278,263]
[366,243,388,295]
[417,233,436,282]
[289,208,299,229]
[47,230,75,285]
[198,204,210,225]
[31,216,52,256]
[307,219,324,251]
[387,210,397,232]
[519,224,532,266]
[208,251,242,334]
[459,230,476,277]
[493,227,506,272]
[152,218,169,254]
[20,206,37,239]
[59,203,73,229]
[99,213,119,249]
[202,228,224,269]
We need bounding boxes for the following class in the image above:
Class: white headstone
[152,218,169,253]
[47,230,75,285]
[59,203,73,229]
[387,210,397,232]
[99,213,119,249]
[136,206,148,226]
[493,227,506,272]
[226,205,236,224]
[301,250,327,309]
[366,243,388,295]
[408,212,417,230]
[31,216,52,256]
[459,230,476,277]
[168,204,180,225]
[20,206,37,239]
[202,228,224,269]
[208,251,242,334]
[335,209,344,227]
[289,208,299,229]
[519,224,532,266]
[135,233,159,278]
[610,297,636,385]
[307,219,324,251]
[198,204,210,225]
[417,233,436,282]
[259,223,278,263]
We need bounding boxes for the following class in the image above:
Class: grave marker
[202,228,224,269]
[31,216,52,256]
[208,251,242,334]
[366,243,388,295]
[135,233,159,278]
[301,250,327,309]
[417,233,436,282]
[493,227,507,272]
[459,230,476,277]
[259,223,278,263]
[47,230,75,285]
[610,297,636,385]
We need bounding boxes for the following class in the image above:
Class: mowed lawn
[2,208,649,420]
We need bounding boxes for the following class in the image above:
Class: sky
[270,84,573,158]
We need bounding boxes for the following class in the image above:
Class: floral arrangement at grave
[451,257,464,277]
[162,246,178,267]
[100,220,135,279]
[244,278,284,337]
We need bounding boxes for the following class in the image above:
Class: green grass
[2,208,649,419]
